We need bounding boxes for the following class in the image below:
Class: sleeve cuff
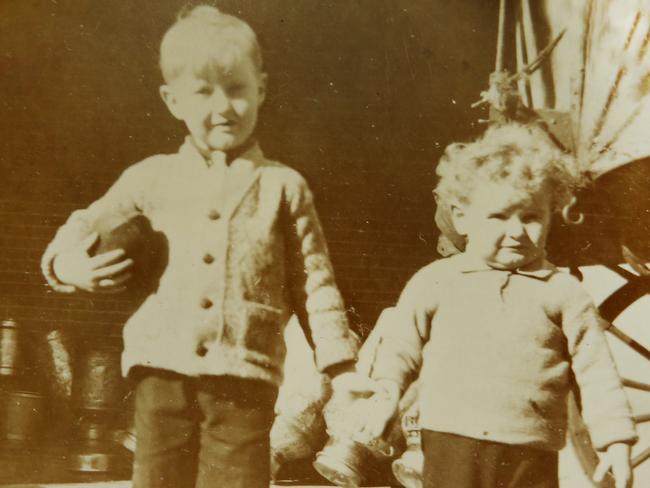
[312,313,359,373]
[370,368,410,392]
[590,420,639,451]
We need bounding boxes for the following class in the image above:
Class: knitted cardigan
[42,140,358,385]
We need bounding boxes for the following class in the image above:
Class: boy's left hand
[593,442,633,488]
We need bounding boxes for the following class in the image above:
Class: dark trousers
[131,367,278,488]
[421,430,559,488]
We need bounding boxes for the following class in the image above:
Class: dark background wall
[0,0,497,337]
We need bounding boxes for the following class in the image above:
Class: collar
[456,254,557,280]
[180,136,263,171]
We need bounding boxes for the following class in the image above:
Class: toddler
[354,123,637,488]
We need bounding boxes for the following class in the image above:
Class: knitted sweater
[371,253,637,451]
[42,139,358,385]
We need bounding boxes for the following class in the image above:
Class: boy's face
[452,183,552,270]
[160,56,266,154]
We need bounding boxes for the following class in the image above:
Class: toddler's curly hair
[435,123,582,211]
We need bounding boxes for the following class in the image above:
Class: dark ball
[90,214,167,294]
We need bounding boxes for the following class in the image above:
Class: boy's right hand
[52,233,134,293]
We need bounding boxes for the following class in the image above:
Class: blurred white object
[271,316,332,478]
[517,0,650,177]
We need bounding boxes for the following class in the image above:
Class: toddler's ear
[159,85,183,120]
[450,204,468,236]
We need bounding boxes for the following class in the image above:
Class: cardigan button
[199,298,213,309]
[196,343,208,357]
[207,209,221,220]
[202,253,215,264]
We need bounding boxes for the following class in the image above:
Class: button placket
[195,343,208,357]
[498,272,512,301]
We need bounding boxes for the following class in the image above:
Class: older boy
[41,6,357,488]
[352,123,637,488]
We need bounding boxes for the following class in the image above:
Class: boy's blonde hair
[160,5,263,83]
[435,123,581,211]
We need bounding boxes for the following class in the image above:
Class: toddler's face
[161,56,265,153]
[453,183,552,270]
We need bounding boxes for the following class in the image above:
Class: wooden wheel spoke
[604,324,650,362]
[622,378,650,392]
[632,446,650,468]
[632,413,650,424]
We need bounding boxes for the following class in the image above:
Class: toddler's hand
[352,379,401,444]
[53,233,133,293]
[325,374,399,442]
[593,442,633,488]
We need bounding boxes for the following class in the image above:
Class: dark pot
[68,440,122,473]
[313,436,369,487]
[72,340,123,413]
[0,390,44,441]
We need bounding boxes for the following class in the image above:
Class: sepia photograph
[0,1,649,487]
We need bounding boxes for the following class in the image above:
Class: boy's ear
[450,204,468,236]
[257,72,268,106]
[160,85,184,120]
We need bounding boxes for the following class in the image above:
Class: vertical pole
[496,0,507,72]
